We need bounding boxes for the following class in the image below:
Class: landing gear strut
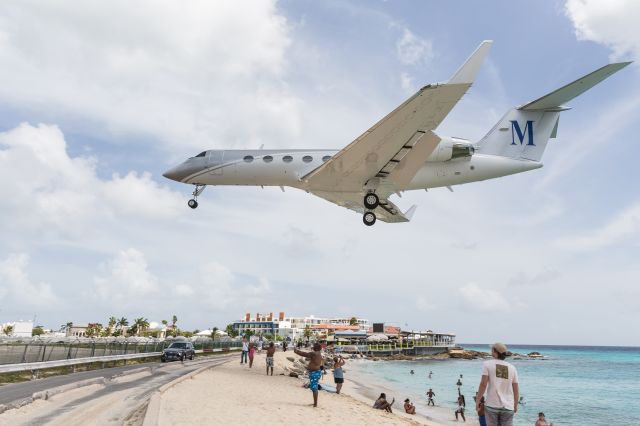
[188,184,206,209]
[363,211,376,226]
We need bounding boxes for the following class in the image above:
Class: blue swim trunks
[309,369,322,391]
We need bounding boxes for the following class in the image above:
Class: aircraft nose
[163,165,185,182]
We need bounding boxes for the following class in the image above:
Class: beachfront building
[1,321,34,338]
[232,320,279,337]
[232,312,370,340]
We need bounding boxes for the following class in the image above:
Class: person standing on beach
[333,355,346,394]
[455,394,466,422]
[476,342,519,426]
[248,342,256,368]
[294,342,324,407]
[426,388,436,406]
[265,342,276,375]
[241,337,249,364]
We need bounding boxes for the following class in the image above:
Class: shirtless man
[294,342,324,407]
[535,412,550,426]
[265,342,276,376]
[426,388,436,406]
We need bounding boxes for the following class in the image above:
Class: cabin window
[243,155,254,162]
[322,155,332,162]
[263,155,273,163]
[282,155,293,163]
[195,151,206,158]
[302,155,313,163]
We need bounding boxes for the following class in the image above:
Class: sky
[0,0,638,346]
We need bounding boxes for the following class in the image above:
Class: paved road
[0,353,232,406]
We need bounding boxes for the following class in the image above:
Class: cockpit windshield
[194,151,206,158]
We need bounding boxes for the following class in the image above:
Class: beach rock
[528,352,543,358]
[289,372,299,378]
[448,349,489,359]
[286,357,295,362]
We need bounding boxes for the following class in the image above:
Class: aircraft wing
[303,41,492,192]
[311,190,417,223]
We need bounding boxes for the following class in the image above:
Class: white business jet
[163,41,630,226]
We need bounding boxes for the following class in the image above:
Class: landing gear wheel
[364,193,379,210]
[188,199,198,209]
[363,211,377,226]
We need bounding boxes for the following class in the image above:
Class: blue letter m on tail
[510,120,535,146]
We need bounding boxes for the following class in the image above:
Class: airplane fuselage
[164,136,542,193]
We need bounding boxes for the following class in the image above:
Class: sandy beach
[157,350,450,425]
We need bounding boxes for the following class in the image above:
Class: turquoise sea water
[347,345,640,425]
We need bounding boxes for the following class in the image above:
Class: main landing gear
[362,192,379,226]
[363,211,376,226]
[188,184,206,209]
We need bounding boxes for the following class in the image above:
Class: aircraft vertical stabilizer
[477,61,632,162]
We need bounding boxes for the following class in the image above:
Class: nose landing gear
[188,184,206,209]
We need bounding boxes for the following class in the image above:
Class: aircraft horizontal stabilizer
[519,62,632,110]
[448,40,493,84]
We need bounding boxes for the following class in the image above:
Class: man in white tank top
[475,342,519,426]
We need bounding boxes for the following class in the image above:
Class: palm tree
[129,317,146,336]
[349,317,359,326]
[117,317,128,335]
[171,315,178,337]
[303,324,312,342]
[225,324,237,338]
[107,316,117,336]
[211,326,219,341]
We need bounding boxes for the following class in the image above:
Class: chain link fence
[0,336,241,365]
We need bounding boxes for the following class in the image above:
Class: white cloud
[556,203,640,250]
[0,123,184,245]
[396,28,433,65]
[458,282,512,313]
[94,248,159,303]
[173,262,272,310]
[565,0,640,60]
[0,253,58,307]
[399,72,415,94]
[0,1,299,153]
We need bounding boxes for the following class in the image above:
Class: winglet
[448,40,493,84]
[404,205,418,221]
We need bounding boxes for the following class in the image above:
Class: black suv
[161,342,195,362]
